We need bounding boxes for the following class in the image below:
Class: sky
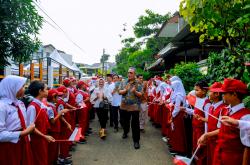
[37,0,181,65]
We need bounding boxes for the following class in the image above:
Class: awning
[159,42,178,58]
[146,58,164,71]
[49,50,80,72]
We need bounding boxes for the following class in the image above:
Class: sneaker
[66,154,72,159]
[162,137,168,143]
[99,128,106,139]
[134,142,140,149]
[87,130,93,134]
[78,138,87,144]
[122,133,128,139]
[57,158,72,165]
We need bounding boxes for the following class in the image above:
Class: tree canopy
[114,10,171,79]
[0,0,43,68]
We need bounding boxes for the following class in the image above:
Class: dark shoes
[134,142,140,149]
[122,133,128,139]
[78,138,87,144]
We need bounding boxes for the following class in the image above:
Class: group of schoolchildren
[147,75,249,165]
[0,75,92,165]
[0,73,249,165]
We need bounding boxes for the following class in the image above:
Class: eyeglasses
[128,72,134,74]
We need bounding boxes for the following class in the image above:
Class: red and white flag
[69,127,82,142]
[186,90,205,110]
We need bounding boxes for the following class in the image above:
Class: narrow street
[72,118,173,165]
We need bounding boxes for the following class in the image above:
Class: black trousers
[108,103,114,126]
[122,110,140,143]
[111,106,119,128]
[96,107,108,129]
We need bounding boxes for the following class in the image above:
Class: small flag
[186,91,205,110]
[173,156,190,165]
[186,90,196,107]
[69,127,82,142]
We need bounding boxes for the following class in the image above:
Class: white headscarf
[170,79,186,103]
[169,76,182,83]
[0,75,27,102]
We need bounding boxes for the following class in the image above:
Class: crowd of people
[0,66,249,165]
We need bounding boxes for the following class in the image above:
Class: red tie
[209,105,215,114]
[16,105,27,130]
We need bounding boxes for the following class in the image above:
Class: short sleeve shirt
[120,79,142,105]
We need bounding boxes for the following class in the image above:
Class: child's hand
[221,116,239,127]
[67,124,72,131]
[197,134,207,146]
[60,109,70,114]
[194,114,201,120]
[45,135,55,143]
[20,123,35,137]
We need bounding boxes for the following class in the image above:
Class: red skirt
[154,104,162,125]
[161,105,171,137]
[48,132,60,164]
[169,111,187,154]
[193,126,206,165]
[0,136,33,165]
[30,134,48,165]
[207,138,217,165]
[78,106,89,137]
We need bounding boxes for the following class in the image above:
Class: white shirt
[76,92,84,105]
[228,103,250,147]
[111,82,122,107]
[26,98,47,126]
[104,82,114,103]
[185,97,211,132]
[210,101,224,128]
[0,98,27,143]
[90,87,104,108]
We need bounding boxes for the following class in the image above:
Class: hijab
[0,75,27,102]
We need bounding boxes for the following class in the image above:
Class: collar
[32,98,42,106]
[47,102,56,107]
[212,100,224,109]
[229,103,245,115]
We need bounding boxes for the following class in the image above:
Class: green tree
[179,0,249,52]
[0,0,43,68]
[115,10,171,77]
[167,62,204,92]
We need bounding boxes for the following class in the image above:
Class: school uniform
[213,103,250,165]
[186,97,211,165]
[76,90,89,138]
[47,102,61,164]
[206,101,227,165]
[147,86,154,120]
[0,99,33,165]
[27,98,50,165]
[168,80,187,154]
[56,97,71,159]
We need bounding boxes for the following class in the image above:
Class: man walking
[111,74,122,132]
[119,67,142,149]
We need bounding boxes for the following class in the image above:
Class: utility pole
[102,48,105,77]
[100,48,110,77]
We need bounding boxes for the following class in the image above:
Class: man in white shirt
[104,74,114,127]
[111,74,122,132]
